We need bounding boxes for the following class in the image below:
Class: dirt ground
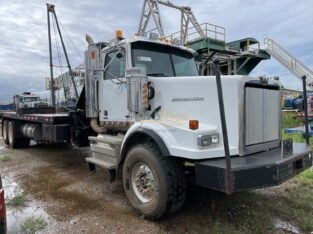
[0,136,311,234]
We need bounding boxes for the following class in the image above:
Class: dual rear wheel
[2,120,30,149]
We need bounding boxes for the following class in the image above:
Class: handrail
[264,38,313,77]
[264,38,313,86]
[166,22,225,44]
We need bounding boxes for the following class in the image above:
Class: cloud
[0,0,312,102]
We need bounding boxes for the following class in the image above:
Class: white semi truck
[1,31,312,219]
[13,92,48,109]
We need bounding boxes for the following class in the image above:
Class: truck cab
[84,32,312,219]
[86,33,282,160]
[13,92,48,109]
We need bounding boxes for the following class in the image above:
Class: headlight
[197,134,219,147]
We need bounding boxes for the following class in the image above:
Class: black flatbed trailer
[0,108,73,147]
[0,111,70,125]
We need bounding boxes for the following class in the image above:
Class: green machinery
[138,0,270,76]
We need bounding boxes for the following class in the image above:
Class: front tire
[123,142,186,219]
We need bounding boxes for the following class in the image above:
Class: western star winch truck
[13,92,48,109]
[1,25,312,220]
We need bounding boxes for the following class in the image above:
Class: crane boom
[47,4,79,104]
[138,0,205,44]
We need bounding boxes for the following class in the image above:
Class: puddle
[2,175,56,234]
[2,176,23,201]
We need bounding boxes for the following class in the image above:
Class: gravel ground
[0,137,307,234]
[0,140,211,234]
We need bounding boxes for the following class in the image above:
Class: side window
[104,51,126,79]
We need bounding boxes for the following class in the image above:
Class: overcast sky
[0,0,313,102]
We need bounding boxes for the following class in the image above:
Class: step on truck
[1,31,312,219]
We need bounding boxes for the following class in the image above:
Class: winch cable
[59,20,84,63]
[52,15,66,101]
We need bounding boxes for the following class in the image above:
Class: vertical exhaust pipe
[213,59,233,195]
[302,75,310,145]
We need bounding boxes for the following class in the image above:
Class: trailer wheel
[7,121,20,149]
[123,142,186,219]
[2,120,9,145]
[7,121,30,149]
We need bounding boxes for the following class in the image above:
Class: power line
[59,18,84,62]
[52,15,64,75]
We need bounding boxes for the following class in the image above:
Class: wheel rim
[8,122,13,145]
[131,163,158,203]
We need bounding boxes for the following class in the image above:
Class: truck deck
[0,108,72,145]
[0,111,70,125]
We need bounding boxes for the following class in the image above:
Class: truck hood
[148,75,243,131]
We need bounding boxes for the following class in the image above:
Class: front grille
[244,82,281,148]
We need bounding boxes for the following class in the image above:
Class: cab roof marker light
[173,38,182,46]
[116,30,124,40]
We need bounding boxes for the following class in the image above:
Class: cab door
[98,49,128,122]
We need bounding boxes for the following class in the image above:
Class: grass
[282,111,313,146]
[282,111,303,128]
[0,154,11,162]
[20,216,47,234]
[278,111,313,232]
[300,167,313,180]
[8,193,27,207]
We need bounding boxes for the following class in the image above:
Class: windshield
[22,97,40,102]
[131,41,199,77]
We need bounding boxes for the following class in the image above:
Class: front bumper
[195,143,312,193]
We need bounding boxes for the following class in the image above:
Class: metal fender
[121,121,228,160]
[121,121,178,158]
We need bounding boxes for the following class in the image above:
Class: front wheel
[123,142,186,219]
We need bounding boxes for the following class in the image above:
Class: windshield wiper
[147,73,167,77]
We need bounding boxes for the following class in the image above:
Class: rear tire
[123,142,186,219]
[2,120,9,145]
[8,121,18,149]
[7,121,30,149]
